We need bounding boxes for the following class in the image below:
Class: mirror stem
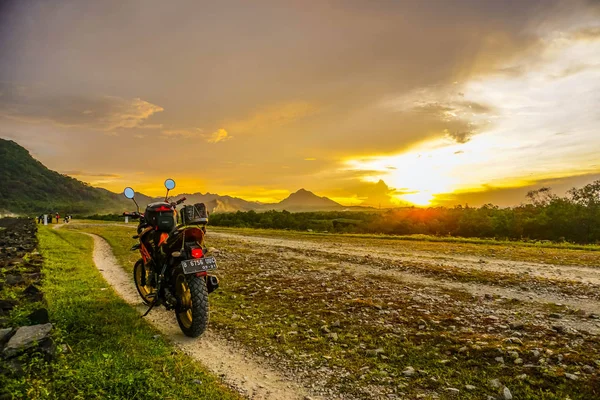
[132,198,140,213]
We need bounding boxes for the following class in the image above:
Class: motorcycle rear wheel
[133,259,155,305]
[174,268,209,338]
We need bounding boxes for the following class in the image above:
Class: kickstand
[142,298,157,317]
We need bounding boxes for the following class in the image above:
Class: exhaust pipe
[207,275,219,293]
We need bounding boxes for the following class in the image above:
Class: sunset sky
[1,0,599,207]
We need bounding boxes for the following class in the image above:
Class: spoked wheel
[174,268,209,338]
[133,259,155,305]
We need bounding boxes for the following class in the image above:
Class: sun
[399,191,434,206]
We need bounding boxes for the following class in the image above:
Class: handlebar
[172,197,186,206]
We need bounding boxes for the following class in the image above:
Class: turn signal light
[191,248,203,259]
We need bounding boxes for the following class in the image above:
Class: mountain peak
[276,188,341,210]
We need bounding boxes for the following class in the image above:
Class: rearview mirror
[124,187,135,199]
[165,179,176,190]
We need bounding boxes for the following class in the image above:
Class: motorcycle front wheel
[174,267,209,337]
[133,259,155,305]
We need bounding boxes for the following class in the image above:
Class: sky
[1,0,599,207]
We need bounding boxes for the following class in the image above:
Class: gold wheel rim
[176,274,193,329]
[135,263,154,301]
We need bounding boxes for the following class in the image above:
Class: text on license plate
[181,257,217,274]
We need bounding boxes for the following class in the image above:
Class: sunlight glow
[346,24,600,206]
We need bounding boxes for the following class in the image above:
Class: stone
[549,313,562,319]
[0,328,14,346]
[583,365,595,374]
[27,308,49,324]
[465,384,476,390]
[458,346,468,353]
[331,320,341,328]
[517,374,527,380]
[509,322,524,330]
[502,386,513,400]
[5,274,25,286]
[0,299,17,311]
[402,366,416,377]
[366,348,384,357]
[495,356,505,364]
[327,332,339,341]
[445,388,460,395]
[514,358,523,365]
[489,379,501,389]
[3,323,53,358]
[565,373,578,381]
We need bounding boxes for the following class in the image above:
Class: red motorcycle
[123,179,218,337]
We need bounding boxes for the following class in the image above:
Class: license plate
[180,257,217,274]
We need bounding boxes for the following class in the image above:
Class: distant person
[56,213,60,223]
[37,214,42,224]
[47,213,52,224]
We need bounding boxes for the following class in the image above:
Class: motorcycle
[122,178,219,337]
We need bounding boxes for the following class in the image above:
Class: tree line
[208,181,600,244]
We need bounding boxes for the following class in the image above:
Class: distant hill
[268,188,343,211]
[0,138,366,215]
[0,138,145,215]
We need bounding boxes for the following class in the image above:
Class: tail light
[191,248,203,259]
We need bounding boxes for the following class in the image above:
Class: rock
[445,387,460,395]
[23,284,41,296]
[583,365,595,374]
[285,349,294,355]
[5,274,25,286]
[320,325,330,333]
[549,313,562,319]
[366,348,384,357]
[517,374,527,380]
[531,349,540,357]
[509,322,524,330]
[514,358,523,365]
[331,320,341,328]
[508,351,519,359]
[465,384,476,390]
[0,328,14,346]
[484,293,494,300]
[552,325,565,333]
[565,373,578,381]
[458,346,468,353]
[0,299,17,311]
[327,332,338,341]
[3,323,53,358]
[192,379,202,385]
[489,379,502,389]
[495,356,505,364]
[502,386,513,400]
[27,308,49,324]
[402,366,416,377]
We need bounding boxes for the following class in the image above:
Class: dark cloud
[0,83,163,131]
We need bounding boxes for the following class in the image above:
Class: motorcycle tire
[133,259,155,305]
[174,268,209,338]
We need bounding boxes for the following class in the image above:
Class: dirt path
[211,232,600,285]
[83,232,320,400]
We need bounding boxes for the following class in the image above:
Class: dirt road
[84,232,321,400]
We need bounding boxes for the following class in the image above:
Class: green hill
[0,138,135,215]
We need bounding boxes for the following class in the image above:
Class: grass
[1,226,241,400]
[67,223,600,399]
